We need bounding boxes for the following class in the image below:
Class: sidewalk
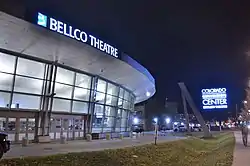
[233,131,250,166]
[3,134,185,159]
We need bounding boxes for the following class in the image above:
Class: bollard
[22,137,29,147]
[130,132,133,138]
[106,133,111,140]
[119,133,123,139]
[60,135,66,144]
[86,134,92,142]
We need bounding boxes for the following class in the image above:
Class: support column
[88,76,98,134]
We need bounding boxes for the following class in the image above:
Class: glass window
[124,91,130,101]
[56,67,74,85]
[73,87,90,101]
[0,73,13,91]
[16,58,45,78]
[104,106,116,117]
[75,73,91,89]
[107,83,118,96]
[122,110,128,119]
[72,101,88,114]
[121,119,127,127]
[119,88,124,98]
[54,83,73,99]
[103,117,115,128]
[95,92,105,104]
[12,93,40,109]
[123,100,130,109]
[14,76,43,94]
[0,53,15,73]
[103,128,112,132]
[118,98,123,108]
[52,98,71,112]
[93,104,104,129]
[117,109,122,118]
[96,79,106,93]
[94,104,104,117]
[121,128,126,132]
[105,95,118,106]
[0,92,10,108]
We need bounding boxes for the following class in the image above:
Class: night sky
[2,1,250,114]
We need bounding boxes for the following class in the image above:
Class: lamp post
[153,117,158,145]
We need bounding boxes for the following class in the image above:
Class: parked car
[0,132,10,159]
[192,126,202,132]
[173,125,187,132]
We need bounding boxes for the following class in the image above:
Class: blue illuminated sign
[36,13,118,58]
[37,13,47,27]
[201,88,228,109]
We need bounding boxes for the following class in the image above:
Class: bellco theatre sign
[36,12,118,58]
[201,88,228,109]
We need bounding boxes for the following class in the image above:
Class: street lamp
[153,117,158,124]
[165,118,171,124]
[133,117,139,124]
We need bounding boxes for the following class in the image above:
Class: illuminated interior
[0,52,135,133]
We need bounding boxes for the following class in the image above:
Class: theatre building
[0,11,155,143]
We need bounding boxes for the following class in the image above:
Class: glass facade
[0,52,135,133]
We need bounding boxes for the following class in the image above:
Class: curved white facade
[0,12,155,103]
[0,11,155,143]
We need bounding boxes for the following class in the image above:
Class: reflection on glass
[124,91,130,101]
[55,83,73,98]
[122,110,128,119]
[12,93,40,109]
[0,117,6,132]
[52,98,71,112]
[116,118,121,129]
[0,92,10,108]
[119,88,124,98]
[75,73,91,89]
[0,53,15,73]
[14,76,43,94]
[0,73,13,91]
[94,104,104,117]
[106,95,118,106]
[123,100,130,109]
[103,117,115,128]
[73,87,90,101]
[96,79,106,93]
[121,119,127,127]
[117,109,122,117]
[105,106,116,117]
[118,98,123,108]
[20,118,27,132]
[107,83,118,96]
[28,118,35,131]
[72,101,88,114]
[16,58,45,78]
[95,92,105,104]
[56,67,74,85]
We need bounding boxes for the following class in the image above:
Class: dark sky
[2,0,250,111]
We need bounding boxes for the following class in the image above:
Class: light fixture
[146,91,150,97]
[133,117,139,124]
[165,118,171,124]
[153,117,158,123]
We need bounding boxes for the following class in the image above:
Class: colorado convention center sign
[201,88,228,109]
[36,12,119,58]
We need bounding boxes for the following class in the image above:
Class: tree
[239,88,250,121]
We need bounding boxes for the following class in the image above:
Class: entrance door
[50,114,86,141]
